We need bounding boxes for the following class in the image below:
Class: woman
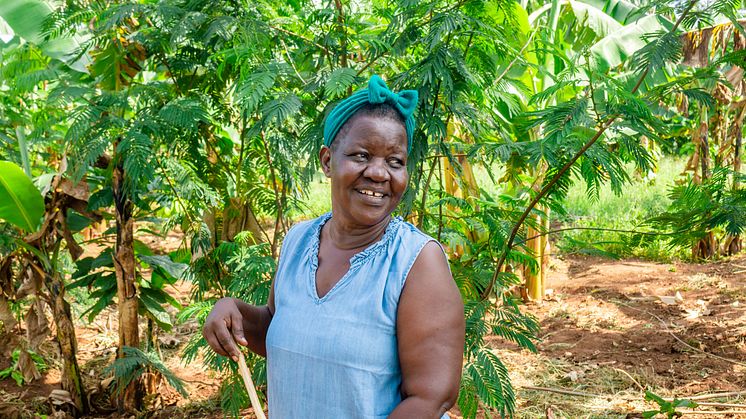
[203,75,465,418]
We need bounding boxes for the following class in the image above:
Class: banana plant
[647,19,746,258]
[0,0,90,72]
[0,160,93,414]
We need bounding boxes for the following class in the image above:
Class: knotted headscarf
[323,75,418,151]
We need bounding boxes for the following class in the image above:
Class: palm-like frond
[105,346,188,398]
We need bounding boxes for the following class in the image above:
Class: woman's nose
[364,159,389,182]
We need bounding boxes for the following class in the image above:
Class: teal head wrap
[323,75,418,151]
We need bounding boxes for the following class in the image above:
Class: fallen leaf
[25,300,49,349]
[18,349,41,383]
[49,389,73,406]
[0,294,17,329]
[658,295,679,305]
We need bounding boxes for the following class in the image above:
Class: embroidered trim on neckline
[307,212,403,302]
[309,212,402,270]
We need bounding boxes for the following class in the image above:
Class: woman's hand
[202,293,275,359]
[203,297,248,361]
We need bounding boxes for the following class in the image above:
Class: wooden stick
[684,391,746,401]
[679,410,746,415]
[237,351,267,419]
[612,367,645,393]
[520,386,611,398]
[696,402,746,408]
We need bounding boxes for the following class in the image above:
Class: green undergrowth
[290,172,332,220]
[557,156,689,262]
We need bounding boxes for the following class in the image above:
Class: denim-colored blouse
[265,212,449,419]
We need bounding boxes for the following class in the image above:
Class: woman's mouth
[356,189,386,198]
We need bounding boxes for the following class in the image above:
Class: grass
[556,156,688,261]
[288,172,331,221]
[497,348,650,418]
[470,155,689,261]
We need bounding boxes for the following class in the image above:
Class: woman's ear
[319,145,332,178]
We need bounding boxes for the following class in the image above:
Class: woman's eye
[388,159,404,168]
[351,153,367,161]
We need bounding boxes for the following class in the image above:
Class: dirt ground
[1,253,744,418]
[496,253,746,418]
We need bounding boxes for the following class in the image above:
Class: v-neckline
[308,213,400,303]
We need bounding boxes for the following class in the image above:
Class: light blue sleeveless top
[265,212,449,419]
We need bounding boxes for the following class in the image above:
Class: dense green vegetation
[0,0,744,417]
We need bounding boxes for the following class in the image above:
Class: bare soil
[1,253,744,418]
[493,254,746,418]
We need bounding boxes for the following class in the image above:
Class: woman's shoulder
[395,217,437,244]
[280,213,329,253]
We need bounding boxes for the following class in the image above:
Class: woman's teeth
[359,189,384,197]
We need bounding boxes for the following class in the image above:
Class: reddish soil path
[490,254,746,418]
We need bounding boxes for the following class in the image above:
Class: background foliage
[0,0,744,417]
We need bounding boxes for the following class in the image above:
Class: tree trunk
[47,272,89,415]
[523,218,544,303]
[540,209,551,294]
[694,112,716,258]
[735,118,742,187]
[112,152,141,411]
[725,117,743,255]
[222,198,264,244]
[523,164,549,304]
[145,318,156,352]
[700,119,711,181]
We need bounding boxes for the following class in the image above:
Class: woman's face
[320,113,409,227]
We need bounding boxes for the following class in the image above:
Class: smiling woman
[323,108,409,230]
[203,75,465,419]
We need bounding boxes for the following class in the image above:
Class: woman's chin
[341,206,394,227]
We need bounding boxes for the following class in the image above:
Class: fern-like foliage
[459,348,516,418]
[647,168,746,250]
[105,346,188,398]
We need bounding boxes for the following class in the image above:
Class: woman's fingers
[215,319,241,361]
[203,298,245,360]
[203,318,229,357]
[230,312,248,347]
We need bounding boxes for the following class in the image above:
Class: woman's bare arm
[389,241,465,418]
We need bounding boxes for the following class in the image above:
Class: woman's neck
[325,214,391,251]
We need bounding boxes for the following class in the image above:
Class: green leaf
[325,68,357,98]
[139,255,187,281]
[236,68,277,115]
[139,288,174,330]
[0,161,44,232]
[11,370,23,386]
[645,390,668,406]
[673,398,698,408]
[83,277,116,322]
[569,1,624,39]
[66,209,93,232]
[140,285,182,310]
[0,0,91,72]
[0,0,50,43]
[589,15,673,71]
[579,0,641,23]
[261,93,302,126]
[87,187,113,211]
